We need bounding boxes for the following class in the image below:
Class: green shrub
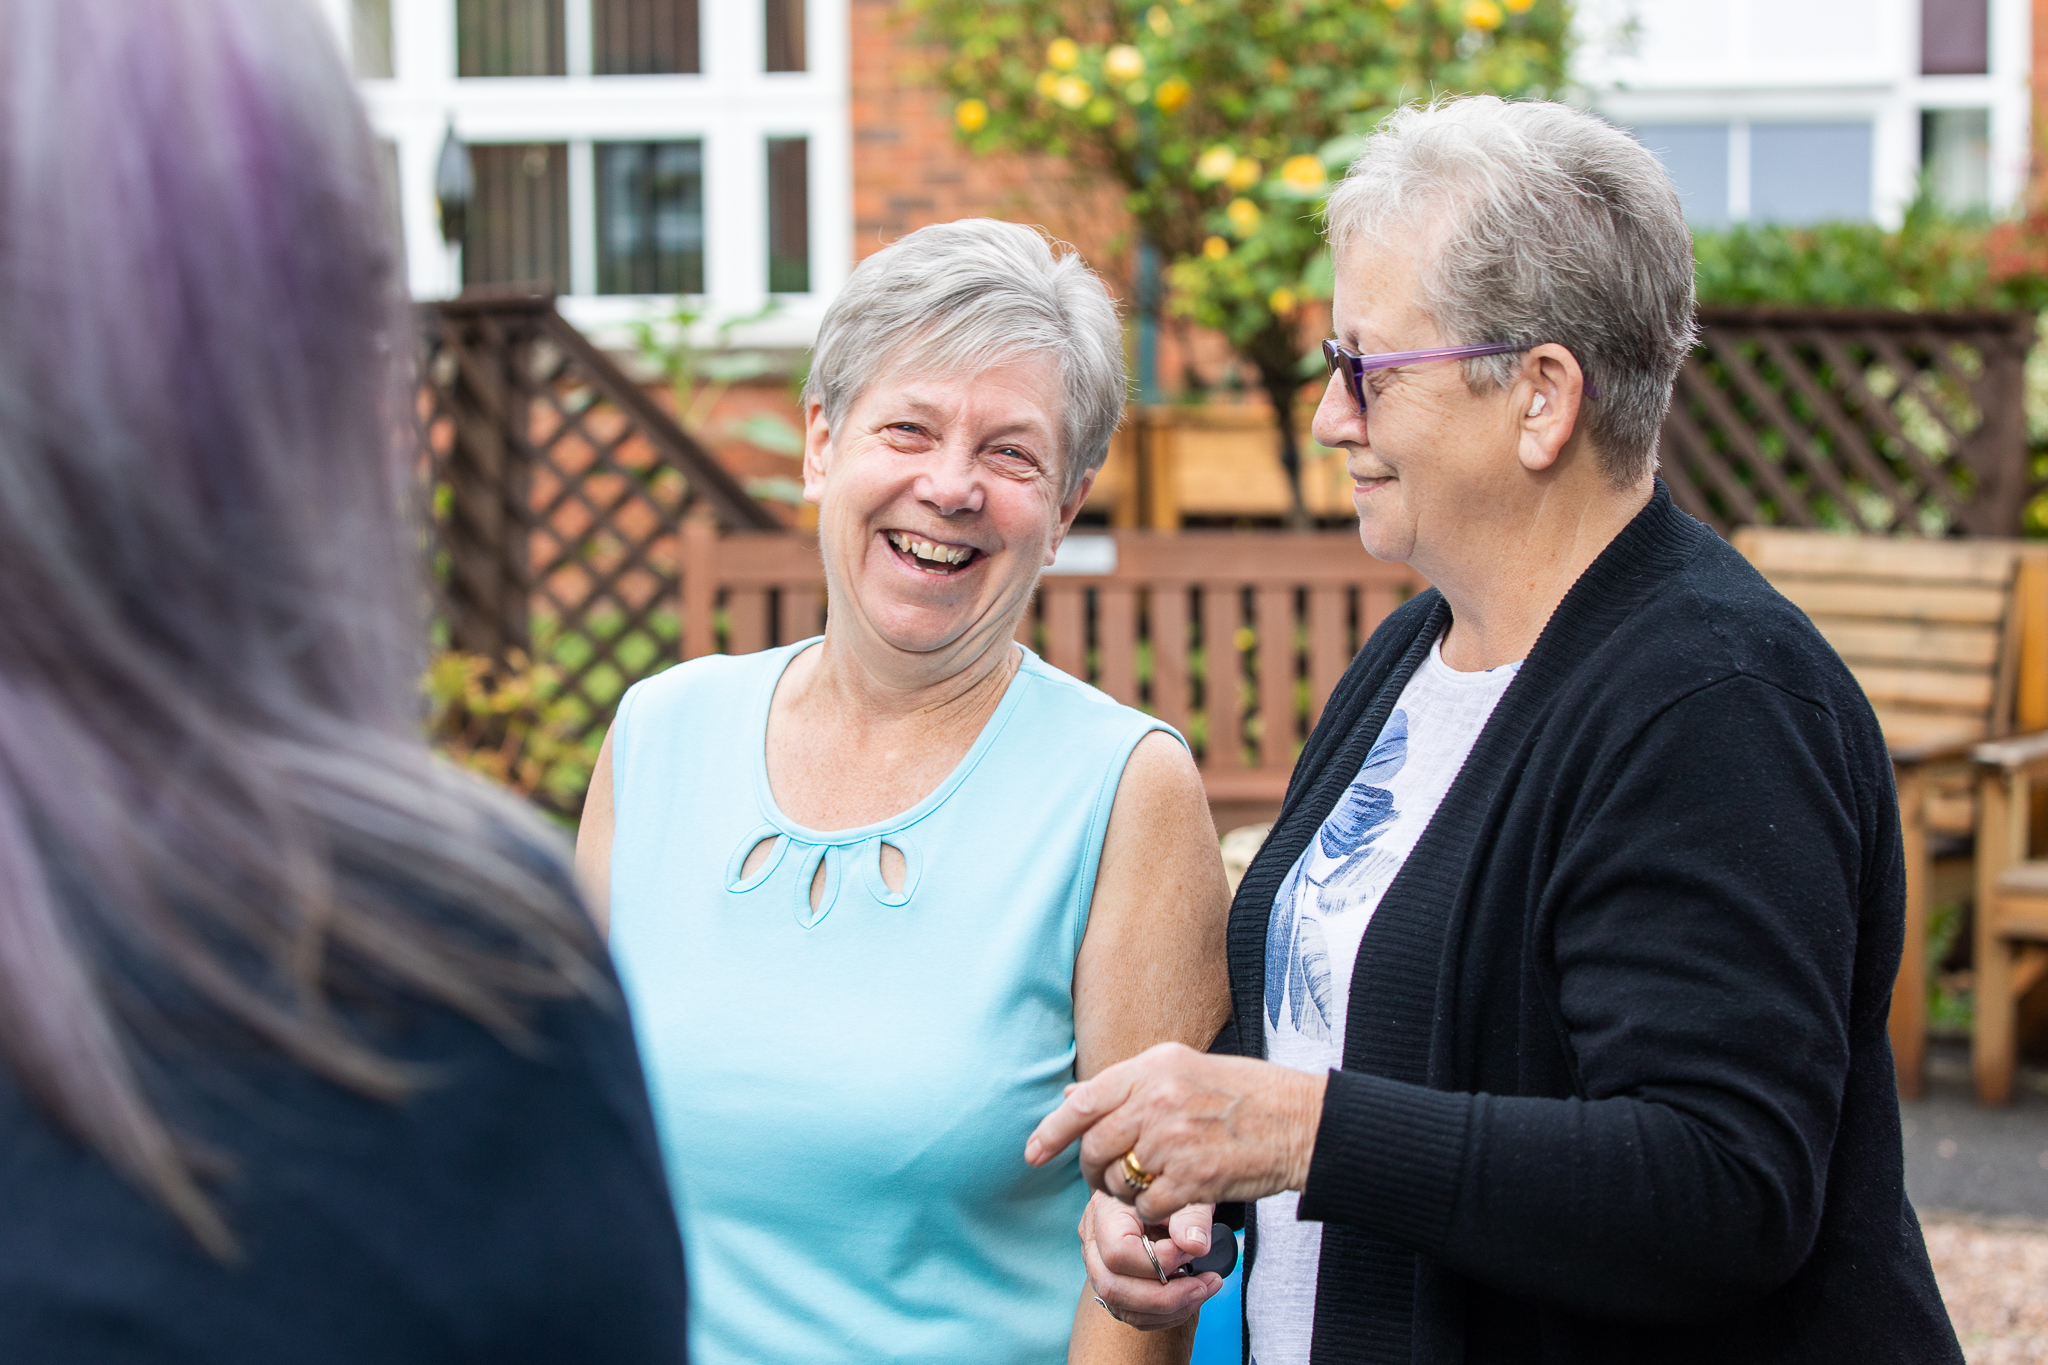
[424,650,599,817]
[1692,199,2048,314]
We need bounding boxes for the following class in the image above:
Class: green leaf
[700,352,778,384]
[744,476,807,505]
[727,413,808,457]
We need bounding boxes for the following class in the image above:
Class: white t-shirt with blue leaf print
[1247,633,1520,1365]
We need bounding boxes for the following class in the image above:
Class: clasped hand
[1023,1043,1329,1330]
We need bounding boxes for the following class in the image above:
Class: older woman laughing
[577,220,1232,1365]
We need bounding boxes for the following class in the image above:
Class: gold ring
[1119,1149,1156,1193]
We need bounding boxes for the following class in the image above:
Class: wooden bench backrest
[1732,527,2048,757]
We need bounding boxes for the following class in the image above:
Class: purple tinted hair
[0,0,597,1254]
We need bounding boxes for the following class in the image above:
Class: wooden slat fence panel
[1149,588,1193,742]
[1664,308,2038,538]
[677,531,1428,810]
[1097,585,1140,708]
[1254,586,1297,780]
[1200,585,1246,773]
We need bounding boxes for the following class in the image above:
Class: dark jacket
[1220,485,1960,1364]
[0,886,688,1364]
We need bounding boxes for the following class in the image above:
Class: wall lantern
[435,125,473,247]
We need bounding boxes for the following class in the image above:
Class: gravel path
[1926,1215,2048,1363]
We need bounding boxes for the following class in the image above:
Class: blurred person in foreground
[1027,97,1964,1364]
[576,219,1231,1364]
[0,1,687,1359]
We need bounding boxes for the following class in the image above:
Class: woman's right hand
[1079,1191,1223,1331]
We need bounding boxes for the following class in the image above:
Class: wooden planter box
[1087,403,1351,528]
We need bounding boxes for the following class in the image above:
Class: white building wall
[1577,0,2031,227]
[319,0,849,349]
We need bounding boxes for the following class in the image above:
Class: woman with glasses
[0,1,687,1360]
[1028,96,1962,1365]
[578,219,1233,1364]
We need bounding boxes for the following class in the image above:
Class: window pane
[766,0,805,73]
[1921,0,1989,75]
[1923,109,1990,213]
[464,144,571,291]
[1632,124,1730,228]
[597,142,705,295]
[375,138,407,278]
[594,0,700,75]
[1751,122,1872,224]
[457,0,566,78]
[351,0,394,79]
[767,138,810,293]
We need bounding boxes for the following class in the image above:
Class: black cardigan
[1220,486,1961,1364]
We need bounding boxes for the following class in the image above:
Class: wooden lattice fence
[417,292,778,745]
[1662,308,2040,538]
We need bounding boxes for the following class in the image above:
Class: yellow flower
[1047,37,1080,71]
[1384,0,1411,8]
[1225,157,1263,191]
[1196,145,1238,182]
[1279,154,1327,193]
[1503,0,1535,9]
[1104,44,1145,84]
[1124,81,1150,103]
[1035,70,1062,100]
[1463,0,1503,29]
[1147,5,1174,36]
[1155,76,1191,112]
[1226,197,1262,235]
[1202,235,1229,260]
[1053,75,1092,109]
[1269,287,1298,315]
[954,99,989,133]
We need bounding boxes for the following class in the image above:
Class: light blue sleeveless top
[607,639,1175,1365]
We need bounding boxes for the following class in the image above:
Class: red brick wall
[2036,0,2048,207]
[848,0,1129,287]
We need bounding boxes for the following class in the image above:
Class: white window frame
[1578,0,2030,226]
[320,0,849,349]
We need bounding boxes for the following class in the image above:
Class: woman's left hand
[1078,1192,1220,1331]
[1025,1042,1329,1223]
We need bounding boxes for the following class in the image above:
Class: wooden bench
[1969,732,2048,1103]
[1732,528,2048,1099]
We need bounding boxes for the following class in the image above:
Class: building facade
[334,0,2040,349]
[1580,0,2032,226]
[325,0,850,348]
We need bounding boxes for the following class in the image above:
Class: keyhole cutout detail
[878,842,906,895]
[740,836,781,883]
[810,855,829,915]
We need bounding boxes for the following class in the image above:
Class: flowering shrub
[908,0,1569,518]
[424,651,598,815]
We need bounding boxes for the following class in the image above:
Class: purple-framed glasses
[1320,338,1600,414]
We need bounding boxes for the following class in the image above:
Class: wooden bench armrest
[1973,729,2048,776]
[1891,738,1978,769]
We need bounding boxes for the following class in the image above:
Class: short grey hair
[804,219,1127,499]
[1324,97,1698,485]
